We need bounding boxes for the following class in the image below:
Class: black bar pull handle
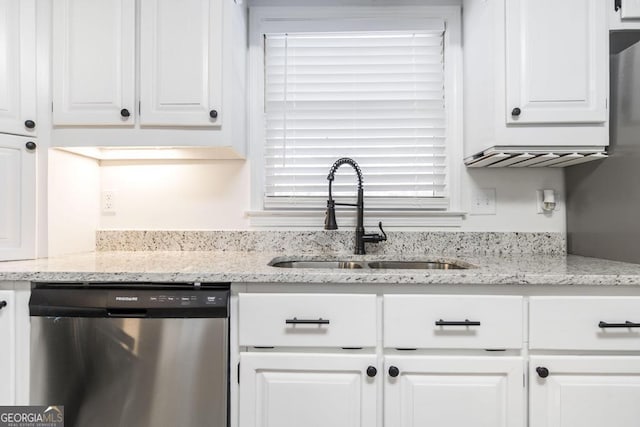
[285,317,330,325]
[599,321,640,328]
[435,319,481,326]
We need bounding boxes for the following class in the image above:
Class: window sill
[246,210,466,228]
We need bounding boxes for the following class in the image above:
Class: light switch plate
[470,188,496,215]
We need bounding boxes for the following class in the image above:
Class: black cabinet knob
[209,110,218,119]
[511,107,521,117]
[25,141,37,151]
[0,301,6,310]
[120,108,130,118]
[24,120,36,129]
[366,366,377,378]
[536,367,549,378]
[388,366,399,378]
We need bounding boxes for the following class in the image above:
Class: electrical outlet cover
[101,190,116,214]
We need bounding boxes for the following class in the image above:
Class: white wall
[461,168,565,232]
[96,159,565,232]
[48,149,100,256]
[99,159,250,230]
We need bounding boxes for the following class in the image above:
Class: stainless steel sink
[270,260,364,269]
[269,259,470,270]
[367,261,465,270]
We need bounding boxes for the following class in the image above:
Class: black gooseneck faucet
[324,158,387,255]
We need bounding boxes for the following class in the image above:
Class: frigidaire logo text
[115,296,138,301]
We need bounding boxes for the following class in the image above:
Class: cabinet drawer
[384,295,524,349]
[239,293,377,347]
[530,297,640,350]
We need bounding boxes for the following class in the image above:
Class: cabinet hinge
[523,373,526,388]
[51,102,54,112]
[615,0,622,11]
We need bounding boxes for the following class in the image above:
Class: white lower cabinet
[236,291,640,427]
[530,356,640,427]
[239,352,378,427]
[0,290,16,405]
[385,355,524,427]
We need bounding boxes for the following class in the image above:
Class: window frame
[248,6,464,228]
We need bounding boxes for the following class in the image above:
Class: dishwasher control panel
[30,285,230,318]
[108,290,227,308]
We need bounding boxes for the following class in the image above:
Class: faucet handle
[363,221,387,243]
[377,222,387,241]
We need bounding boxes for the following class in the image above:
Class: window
[249,7,462,227]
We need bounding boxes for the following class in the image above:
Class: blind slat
[265,129,447,138]
[266,99,445,110]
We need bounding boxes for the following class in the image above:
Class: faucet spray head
[324,199,338,230]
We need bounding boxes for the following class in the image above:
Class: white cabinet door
[530,356,640,427]
[0,0,37,136]
[0,290,16,405]
[385,356,524,427]
[52,0,135,125]
[0,135,36,261]
[505,0,607,124]
[140,0,222,126]
[239,353,378,427]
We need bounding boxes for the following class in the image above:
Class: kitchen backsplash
[96,230,566,255]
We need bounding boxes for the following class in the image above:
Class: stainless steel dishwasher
[29,282,229,427]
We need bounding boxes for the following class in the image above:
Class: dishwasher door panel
[30,317,228,427]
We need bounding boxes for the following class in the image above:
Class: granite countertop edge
[1,251,640,286]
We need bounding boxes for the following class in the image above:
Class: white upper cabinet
[140,0,222,126]
[463,0,609,158]
[0,135,36,261]
[52,0,135,126]
[50,0,245,155]
[53,0,222,127]
[0,0,37,137]
[505,0,608,124]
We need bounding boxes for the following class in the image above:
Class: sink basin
[367,261,466,270]
[270,261,364,269]
[270,259,470,270]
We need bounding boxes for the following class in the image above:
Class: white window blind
[263,29,448,209]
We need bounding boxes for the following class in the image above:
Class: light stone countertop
[1,251,640,286]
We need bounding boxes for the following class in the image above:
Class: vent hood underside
[464,146,607,168]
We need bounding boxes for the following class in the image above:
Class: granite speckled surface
[96,230,566,255]
[2,251,640,286]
